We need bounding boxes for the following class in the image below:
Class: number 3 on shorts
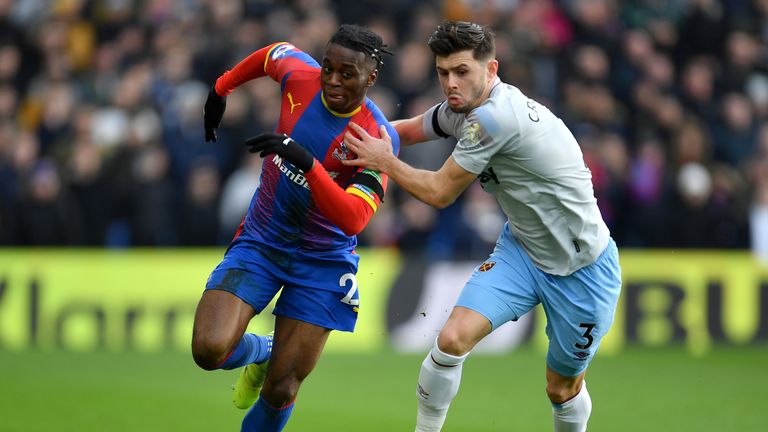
[339,273,359,306]
[575,323,596,349]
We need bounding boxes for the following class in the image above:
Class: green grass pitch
[1,346,766,431]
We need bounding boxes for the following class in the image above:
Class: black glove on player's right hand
[203,85,226,142]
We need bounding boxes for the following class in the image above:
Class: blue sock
[219,333,273,370]
[241,395,294,432]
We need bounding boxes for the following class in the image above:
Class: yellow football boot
[232,332,273,409]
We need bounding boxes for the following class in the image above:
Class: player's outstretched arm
[204,43,288,142]
[343,123,476,209]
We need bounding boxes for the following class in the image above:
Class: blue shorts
[456,224,621,376]
[205,240,361,332]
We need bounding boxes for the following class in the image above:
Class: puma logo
[287,92,302,114]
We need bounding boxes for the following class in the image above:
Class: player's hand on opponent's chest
[204,85,226,142]
[341,122,394,172]
[244,133,315,172]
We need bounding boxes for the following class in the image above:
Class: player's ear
[486,59,499,77]
[366,68,378,87]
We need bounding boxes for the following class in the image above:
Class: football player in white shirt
[342,21,622,432]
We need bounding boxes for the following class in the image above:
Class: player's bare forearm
[392,115,427,146]
[377,158,459,208]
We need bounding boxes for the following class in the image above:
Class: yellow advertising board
[0,248,400,352]
[604,250,768,354]
[0,248,766,354]
[517,251,768,355]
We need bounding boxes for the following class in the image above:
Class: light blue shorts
[456,223,621,376]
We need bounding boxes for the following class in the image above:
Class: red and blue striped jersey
[223,42,400,253]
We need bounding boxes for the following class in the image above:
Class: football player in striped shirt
[191,24,399,432]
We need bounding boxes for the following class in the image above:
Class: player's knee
[436,329,471,356]
[191,334,230,370]
[546,380,581,404]
[262,376,301,407]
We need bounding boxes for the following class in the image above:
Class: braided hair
[329,24,393,70]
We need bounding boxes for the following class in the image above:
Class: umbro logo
[572,351,590,361]
[417,384,430,399]
[478,261,496,272]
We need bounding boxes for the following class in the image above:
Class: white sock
[414,339,469,432]
[552,382,592,432]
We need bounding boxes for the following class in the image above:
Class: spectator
[0,0,764,255]
[218,155,262,243]
[15,159,75,245]
[178,158,221,246]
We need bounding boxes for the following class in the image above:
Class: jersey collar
[321,93,362,118]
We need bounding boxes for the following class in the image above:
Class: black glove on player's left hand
[245,133,315,172]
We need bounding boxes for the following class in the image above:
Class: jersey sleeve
[421,101,463,140]
[302,118,396,236]
[346,168,387,212]
[451,105,516,175]
[304,163,377,236]
[263,42,320,83]
[214,42,319,96]
[345,119,397,212]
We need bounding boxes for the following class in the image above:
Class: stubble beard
[446,82,486,114]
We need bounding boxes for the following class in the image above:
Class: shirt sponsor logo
[272,154,310,190]
[478,167,499,184]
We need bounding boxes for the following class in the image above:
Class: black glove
[245,133,315,172]
[203,85,226,142]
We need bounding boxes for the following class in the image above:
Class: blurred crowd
[0,0,766,261]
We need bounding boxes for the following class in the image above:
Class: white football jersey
[422,78,609,275]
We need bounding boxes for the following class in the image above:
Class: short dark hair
[427,21,495,61]
[329,24,392,69]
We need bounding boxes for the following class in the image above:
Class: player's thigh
[193,290,256,349]
[274,251,361,332]
[455,227,540,331]
[539,239,622,377]
[204,242,285,313]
